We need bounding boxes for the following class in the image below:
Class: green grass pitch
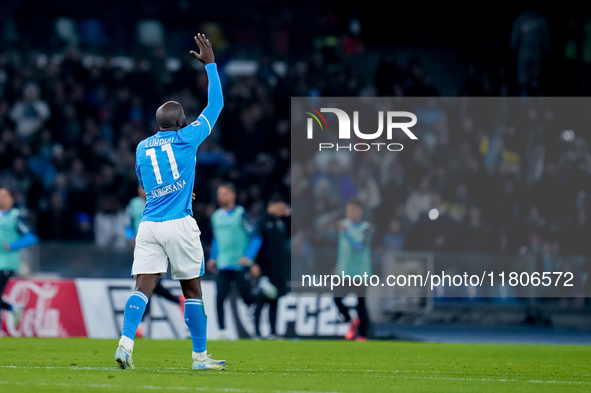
[0,338,590,393]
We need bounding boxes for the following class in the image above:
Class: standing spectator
[9,82,50,141]
[382,218,406,252]
[354,166,381,216]
[405,177,431,223]
[510,9,550,94]
[460,206,492,252]
[94,194,127,248]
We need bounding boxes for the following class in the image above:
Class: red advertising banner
[1,279,87,337]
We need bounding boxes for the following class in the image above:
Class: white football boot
[115,345,135,369]
[192,352,227,370]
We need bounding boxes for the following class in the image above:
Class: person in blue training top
[114,34,225,371]
[206,183,262,338]
[0,188,39,329]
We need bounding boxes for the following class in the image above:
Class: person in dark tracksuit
[253,198,290,338]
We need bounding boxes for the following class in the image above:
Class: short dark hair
[347,197,364,209]
[218,182,236,194]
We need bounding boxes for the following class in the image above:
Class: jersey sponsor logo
[150,179,187,199]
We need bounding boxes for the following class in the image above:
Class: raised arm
[190,34,223,132]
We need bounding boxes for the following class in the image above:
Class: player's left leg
[116,219,169,368]
[180,277,226,370]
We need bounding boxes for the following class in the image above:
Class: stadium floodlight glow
[561,129,575,142]
[428,208,439,220]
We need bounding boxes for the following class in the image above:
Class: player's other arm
[5,215,39,252]
[190,33,224,134]
[239,213,262,267]
[124,202,136,245]
[206,238,218,272]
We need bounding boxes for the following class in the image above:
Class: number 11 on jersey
[146,144,180,185]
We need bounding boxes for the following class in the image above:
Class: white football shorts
[132,215,204,280]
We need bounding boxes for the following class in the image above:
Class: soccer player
[206,183,262,338]
[334,197,372,341]
[0,188,39,328]
[114,33,225,370]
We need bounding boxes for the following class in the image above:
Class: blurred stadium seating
[2,0,591,329]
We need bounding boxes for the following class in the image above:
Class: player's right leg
[116,221,168,369]
[115,274,160,369]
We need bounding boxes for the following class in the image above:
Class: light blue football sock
[184,298,207,353]
[121,291,149,340]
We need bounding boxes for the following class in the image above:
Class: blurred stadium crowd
[1,1,591,267]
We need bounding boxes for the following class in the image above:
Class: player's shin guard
[185,298,207,353]
[121,291,149,341]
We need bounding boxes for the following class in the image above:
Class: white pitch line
[0,380,340,393]
[1,365,194,374]
[1,365,590,386]
[367,374,591,385]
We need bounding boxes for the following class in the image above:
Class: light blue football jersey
[136,63,223,222]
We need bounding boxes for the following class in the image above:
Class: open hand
[189,33,214,65]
